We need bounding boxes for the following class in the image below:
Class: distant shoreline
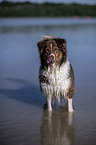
[0,16,96,20]
[0,1,96,17]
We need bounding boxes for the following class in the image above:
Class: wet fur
[37,36,76,111]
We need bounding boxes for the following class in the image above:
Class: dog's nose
[47,53,55,64]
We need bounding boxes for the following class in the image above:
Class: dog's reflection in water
[40,110,75,145]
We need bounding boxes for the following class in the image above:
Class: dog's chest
[40,60,71,97]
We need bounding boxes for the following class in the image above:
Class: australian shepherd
[37,35,76,112]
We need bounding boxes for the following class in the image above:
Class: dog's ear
[37,40,46,55]
[54,38,66,52]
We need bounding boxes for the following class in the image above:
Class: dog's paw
[48,108,52,111]
[68,108,74,112]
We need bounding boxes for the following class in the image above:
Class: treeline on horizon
[0,1,96,17]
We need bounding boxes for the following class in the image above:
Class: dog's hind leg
[47,96,52,111]
[67,87,76,112]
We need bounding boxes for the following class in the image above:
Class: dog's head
[37,36,67,67]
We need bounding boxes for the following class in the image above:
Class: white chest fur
[40,60,71,98]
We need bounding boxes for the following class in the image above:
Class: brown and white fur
[37,36,76,112]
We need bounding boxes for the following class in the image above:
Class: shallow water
[0,18,96,145]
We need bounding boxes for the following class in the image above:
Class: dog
[37,35,76,112]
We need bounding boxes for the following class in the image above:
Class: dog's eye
[54,47,59,53]
[54,47,59,52]
[54,47,58,51]
[45,48,49,54]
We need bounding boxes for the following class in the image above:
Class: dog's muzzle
[47,53,55,64]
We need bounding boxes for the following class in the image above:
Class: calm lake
[0,18,96,145]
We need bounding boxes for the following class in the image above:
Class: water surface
[0,18,96,145]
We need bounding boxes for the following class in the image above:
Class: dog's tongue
[47,57,54,63]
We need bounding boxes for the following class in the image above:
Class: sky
[1,0,96,5]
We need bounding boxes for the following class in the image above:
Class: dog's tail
[42,35,55,40]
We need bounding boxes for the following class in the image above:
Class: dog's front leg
[47,96,52,111]
[68,98,74,112]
